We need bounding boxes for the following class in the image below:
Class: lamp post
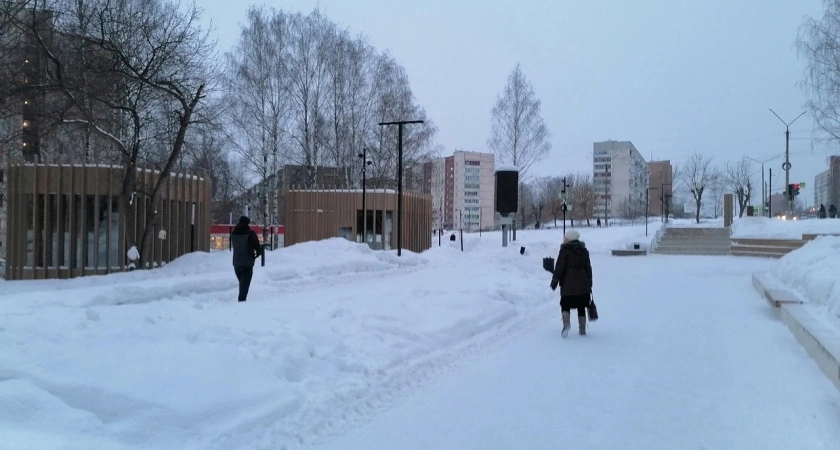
[560,177,570,234]
[378,119,424,256]
[357,148,372,245]
[746,154,782,218]
[769,109,806,215]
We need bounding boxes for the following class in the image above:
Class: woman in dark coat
[550,229,593,337]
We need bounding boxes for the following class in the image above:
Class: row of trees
[0,0,438,264]
[509,152,768,229]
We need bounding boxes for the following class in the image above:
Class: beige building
[593,141,649,221]
[432,151,495,231]
[648,160,673,217]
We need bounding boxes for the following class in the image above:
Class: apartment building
[432,151,495,231]
[593,141,649,220]
[815,169,830,208]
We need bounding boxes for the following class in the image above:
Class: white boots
[561,311,586,338]
[561,312,571,338]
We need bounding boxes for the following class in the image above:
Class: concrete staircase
[653,227,732,255]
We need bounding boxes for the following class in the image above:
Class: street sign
[799,182,807,188]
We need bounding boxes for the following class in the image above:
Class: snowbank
[732,216,840,239]
[772,236,840,330]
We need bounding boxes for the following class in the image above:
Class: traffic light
[793,183,800,197]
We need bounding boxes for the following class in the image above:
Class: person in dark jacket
[820,204,827,219]
[231,215,262,302]
[550,229,593,337]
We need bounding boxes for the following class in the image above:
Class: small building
[5,163,211,280]
[284,188,432,253]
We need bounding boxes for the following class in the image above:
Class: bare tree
[724,158,753,217]
[9,0,214,267]
[487,64,551,179]
[569,174,598,226]
[680,152,716,223]
[616,198,644,222]
[798,2,840,140]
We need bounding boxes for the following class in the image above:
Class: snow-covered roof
[494,165,520,173]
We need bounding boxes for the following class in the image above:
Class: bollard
[261,243,270,267]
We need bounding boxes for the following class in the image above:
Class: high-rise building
[593,141,649,221]
[432,151,495,231]
[815,169,830,208]
[647,160,673,217]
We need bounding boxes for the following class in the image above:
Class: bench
[611,249,647,256]
[764,288,804,308]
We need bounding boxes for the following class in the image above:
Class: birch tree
[487,64,551,179]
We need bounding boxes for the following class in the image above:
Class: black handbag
[542,257,555,273]
[587,294,599,321]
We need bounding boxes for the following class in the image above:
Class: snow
[2,220,840,449]
[772,235,840,330]
[732,216,840,239]
[494,164,519,172]
[126,246,140,261]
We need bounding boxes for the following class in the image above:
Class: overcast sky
[200,0,833,202]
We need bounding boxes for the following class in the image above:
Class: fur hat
[564,229,580,241]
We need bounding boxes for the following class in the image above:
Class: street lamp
[378,119,424,256]
[560,177,570,234]
[746,154,782,218]
[769,109,806,214]
[357,149,372,245]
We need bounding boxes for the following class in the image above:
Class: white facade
[815,170,830,208]
[593,141,649,220]
[431,151,495,231]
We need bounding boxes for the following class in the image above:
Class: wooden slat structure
[6,163,212,280]
[284,188,432,254]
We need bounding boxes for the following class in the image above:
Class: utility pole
[378,120,424,256]
[769,109,806,215]
[769,168,773,218]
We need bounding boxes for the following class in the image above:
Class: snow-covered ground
[2,219,840,449]
[732,215,840,238]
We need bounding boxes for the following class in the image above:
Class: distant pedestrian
[231,215,262,302]
[831,204,837,219]
[820,204,827,219]
[596,218,601,228]
[550,229,593,338]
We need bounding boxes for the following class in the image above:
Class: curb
[752,272,840,393]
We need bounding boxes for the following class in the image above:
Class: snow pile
[1,232,577,449]
[732,216,840,239]
[773,236,840,328]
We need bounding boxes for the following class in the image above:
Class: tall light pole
[357,149,372,245]
[378,119,424,256]
[746,154,782,217]
[769,109,806,215]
